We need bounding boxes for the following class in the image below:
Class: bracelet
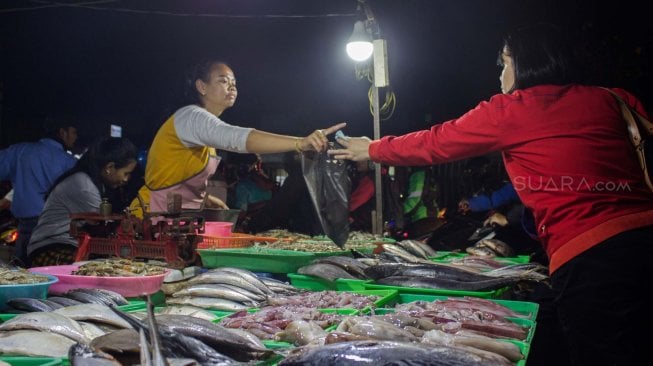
[294,139,303,153]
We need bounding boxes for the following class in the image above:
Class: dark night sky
[1,0,651,150]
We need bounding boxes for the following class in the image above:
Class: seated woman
[27,137,137,267]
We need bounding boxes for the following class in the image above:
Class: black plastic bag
[301,145,351,247]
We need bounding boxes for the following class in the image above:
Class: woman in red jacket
[331,23,652,366]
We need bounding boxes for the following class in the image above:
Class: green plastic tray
[286,273,370,291]
[0,357,64,366]
[0,299,149,322]
[391,293,539,321]
[368,308,537,356]
[362,281,508,299]
[197,247,315,273]
[430,251,531,264]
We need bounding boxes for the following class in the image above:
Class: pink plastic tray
[29,265,167,297]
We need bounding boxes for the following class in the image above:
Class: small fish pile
[265,290,379,309]
[297,255,371,281]
[0,302,135,358]
[277,296,529,364]
[167,267,302,311]
[5,287,129,313]
[88,304,276,364]
[255,230,384,252]
[466,238,516,257]
[366,261,548,292]
[72,258,167,277]
[278,340,514,366]
[219,305,344,341]
[0,267,50,285]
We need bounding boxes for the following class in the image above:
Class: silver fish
[188,271,268,296]
[0,311,89,343]
[476,238,515,257]
[54,303,132,329]
[172,283,264,304]
[0,330,77,358]
[166,296,250,311]
[213,267,274,294]
[155,314,273,361]
[297,263,357,281]
[156,306,219,322]
[278,340,513,366]
[69,342,122,365]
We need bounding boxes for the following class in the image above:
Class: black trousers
[551,225,651,366]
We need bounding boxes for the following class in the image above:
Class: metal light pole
[371,85,383,235]
[346,1,389,236]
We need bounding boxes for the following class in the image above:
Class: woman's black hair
[183,58,229,105]
[501,23,582,91]
[49,136,137,197]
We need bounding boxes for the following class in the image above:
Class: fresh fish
[78,321,108,340]
[7,298,55,312]
[213,267,274,294]
[336,317,417,343]
[47,296,84,307]
[274,320,327,346]
[93,288,129,306]
[277,340,513,365]
[258,277,302,295]
[64,289,113,305]
[376,275,523,292]
[41,299,65,310]
[396,240,430,259]
[312,256,369,279]
[69,288,120,306]
[483,263,550,282]
[405,239,438,257]
[90,328,141,353]
[422,329,523,362]
[166,296,250,311]
[228,328,266,349]
[476,238,515,257]
[0,311,89,343]
[381,244,432,264]
[156,306,219,322]
[188,271,268,297]
[144,295,166,366]
[172,283,263,304]
[466,245,497,257]
[53,303,132,329]
[297,262,358,281]
[69,342,122,365]
[109,305,238,365]
[364,262,490,282]
[0,330,77,358]
[155,314,274,361]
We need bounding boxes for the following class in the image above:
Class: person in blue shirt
[0,121,78,265]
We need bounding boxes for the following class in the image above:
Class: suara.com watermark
[513,176,632,192]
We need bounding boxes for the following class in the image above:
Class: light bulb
[346,21,373,62]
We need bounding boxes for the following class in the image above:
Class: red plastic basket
[196,233,277,249]
[76,234,179,263]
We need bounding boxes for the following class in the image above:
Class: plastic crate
[196,233,277,249]
[287,273,371,292]
[75,234,179,263]
[0,357,65,366]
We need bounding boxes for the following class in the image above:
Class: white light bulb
[346,41,374,62]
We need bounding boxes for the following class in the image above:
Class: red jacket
[369,85,653,273]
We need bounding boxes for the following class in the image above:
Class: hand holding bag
[602,87,653,191]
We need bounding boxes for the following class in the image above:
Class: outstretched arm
[246,122,347,154]
[328,136,373,162]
